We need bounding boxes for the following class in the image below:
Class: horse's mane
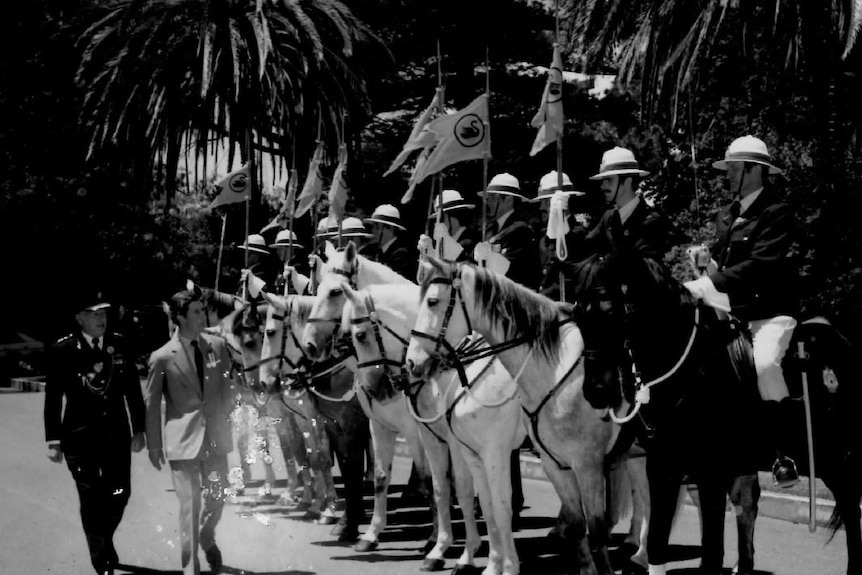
[326,250,413,285]
[420,259,563,359]
[228,301,269,337]
[571,251,696,309]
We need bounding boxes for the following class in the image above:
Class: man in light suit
[145,289,236,575]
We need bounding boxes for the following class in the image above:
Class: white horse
[303,245,459,566]
[406,256,624,575]
[342,280,529,575]
[221,300,339,523]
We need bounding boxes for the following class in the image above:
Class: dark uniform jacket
[371,237,416,280]
[44,332,145,452]
[487,211,542,289]
[708,188,796,321]
[585,200,672,262]
[454,227,482,264]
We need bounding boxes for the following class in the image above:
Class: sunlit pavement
[0,391,846,575]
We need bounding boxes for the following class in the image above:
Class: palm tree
[563,0,862,181]
[76,0,384,217]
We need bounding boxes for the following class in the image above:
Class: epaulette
[110,332,126,341]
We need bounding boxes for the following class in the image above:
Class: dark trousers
[66,443,132,573]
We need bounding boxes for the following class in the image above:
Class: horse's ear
[344,241,357,264]
[262,290,286,311]
[324,241,338,260]
[233,297,246,311]
[309,254,324,284]
[425,254,446,273]
[161,301,171,316]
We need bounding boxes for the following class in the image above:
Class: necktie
[611,209,623,238]
[191,340,205,392]
[92,337,100,351]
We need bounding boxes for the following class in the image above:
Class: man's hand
[47,443,63,464]
[131,432,146,453]
[148,448,165,471]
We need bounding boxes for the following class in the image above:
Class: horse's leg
[404,425,438,553]
[311,413,339,524]
[572,452,614,575]
[450,443,481,572]
[728,473,759,575]
[541,459,596,575]
[627,455,650,570]
[280,411,314,506]
[331,402,368,541]
[272,416,300,495]
[466,447,503,575]
[356,419,397,551]
[486,442,521,575]
[418,426,454,569]
[365,436,376,483]
[644,455,682,575]
[696,476,729,575]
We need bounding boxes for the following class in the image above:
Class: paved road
[0,391,848,575]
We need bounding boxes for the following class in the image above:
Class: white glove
[683,276,730,312]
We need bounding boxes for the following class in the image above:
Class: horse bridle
[350,293,413,392]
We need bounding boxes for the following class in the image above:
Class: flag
[530,44,564,157]
[400,147,431,204]
[328,145,349,220]
[384,88,441,176]
[209,163,250,208]
[295,143,325,218]
[260,170,296,233]
[412,93,491,185]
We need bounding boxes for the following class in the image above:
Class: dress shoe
[772,456,799,488]
[204,544,223,574]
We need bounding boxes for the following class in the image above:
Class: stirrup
[772,457,800,488]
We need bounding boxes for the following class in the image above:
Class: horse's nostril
[406,359,416,375]
[306,342,318,358]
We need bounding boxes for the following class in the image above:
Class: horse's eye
[355,330,367,343]
[265,329,276,338]
[427,297,439,308]
[330,288,343,298]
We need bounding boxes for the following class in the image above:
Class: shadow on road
[117,564,315,575]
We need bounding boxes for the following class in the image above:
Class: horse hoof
[301,510,320,521]
[420,558,446,572]
[329,522,345,536]
[354,538,378,552]
[295,501,312,511]
[421,540,437,555]
[316,514,339,525]
[450,564,480,575]
[337,528,360,543]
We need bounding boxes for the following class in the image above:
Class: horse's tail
[827,506,844,544]
[607,459,633,527]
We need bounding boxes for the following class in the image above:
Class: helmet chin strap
[735,165,746,199]
[609,179,622,207]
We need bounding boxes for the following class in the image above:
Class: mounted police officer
[478,173,542,289]
[365,204,417,279]
[684,135,799,487]
[339,216,374,255]
[533,170,589,302]
[271,229,312,296]
[422,189,480,263]
[44,291,146,575]
[237,233,277,294]
[586,147,671,261]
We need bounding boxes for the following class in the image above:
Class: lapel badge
[206,351,218,369]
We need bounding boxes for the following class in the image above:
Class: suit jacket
[145,332,235,461]
[373,237,417,280]
[585,201,672,262]
[44,332,145,453]
[487,211,542,289]
[709,188,796,321]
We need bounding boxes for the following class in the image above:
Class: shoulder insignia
[55,334,75,345]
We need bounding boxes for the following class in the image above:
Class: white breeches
[749,316,797,402]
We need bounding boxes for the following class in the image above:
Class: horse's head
[345,284,413,399]
[222,300,268,393]
[406,256,473,379]
[302,241,360,360]
[572,250,692,407]
[258,292,312,394]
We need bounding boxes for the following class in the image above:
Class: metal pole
[798,341,817,533]
[481,46,490,245]
[214,213,227,293]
